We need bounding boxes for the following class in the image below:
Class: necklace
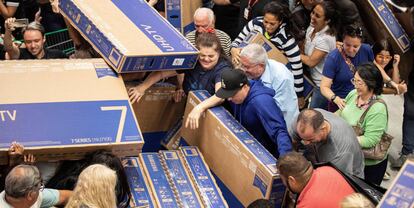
[356,94,376,109]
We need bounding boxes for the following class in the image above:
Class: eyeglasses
[240,63,260,70]
[376,54,392,60]
[351,78,365,86]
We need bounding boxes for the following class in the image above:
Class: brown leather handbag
[353,99,394,160]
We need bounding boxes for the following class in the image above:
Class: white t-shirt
[0,189,59,208]
[304,25,336,86]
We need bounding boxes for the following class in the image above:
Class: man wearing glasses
[0,165,71,208]
[239,43,298,128]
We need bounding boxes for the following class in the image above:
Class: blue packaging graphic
[140,153,180,207]
[123,157,156,208]
[180,146,228,208]
[59,0,199,72]
[160,151,204,208]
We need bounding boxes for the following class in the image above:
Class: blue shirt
[322,43,374,98]
[260,59,299,128]
[231,80,292,158]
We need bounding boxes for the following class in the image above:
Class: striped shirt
[185,29,232,58]
[232,17,304,96]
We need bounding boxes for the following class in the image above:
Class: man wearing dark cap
[216,69,292,157]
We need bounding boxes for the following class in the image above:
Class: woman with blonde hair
[65,164,117,208]
[341,193,375,208]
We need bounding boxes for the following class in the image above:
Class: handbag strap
[357,98,389,129]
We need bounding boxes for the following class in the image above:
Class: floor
[380,94,405,189]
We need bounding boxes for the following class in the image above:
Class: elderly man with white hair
[185,7,232,57]
[239,43,299,127]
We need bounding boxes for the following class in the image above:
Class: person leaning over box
[277,152,355,208]
[3,17,68,60]
[214,68,292,158]
[289,108,365,178]
[128,32,232,128]
[238,43,298,128]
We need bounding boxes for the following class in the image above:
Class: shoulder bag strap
[357,98,389,129]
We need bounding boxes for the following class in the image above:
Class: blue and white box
[0,59,143,164]
[59,0,199,72]
[140,153,181,207]
[179,146,228,208]
[123,157,156,208]
[160,150,204,207]
[358,0,410,53]
[378,160,414,208]
[181,91,285,207]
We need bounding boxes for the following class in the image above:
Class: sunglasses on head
[345,25,363,38]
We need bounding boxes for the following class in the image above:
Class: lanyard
[340,48,356,74]
[248,0,259,8]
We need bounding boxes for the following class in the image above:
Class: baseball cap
[216,69,248,99]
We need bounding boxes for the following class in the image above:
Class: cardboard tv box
[0,59,143,165]
[165,0,202,35]
[355,0,410,54]
[181,91,285,207]
[159,150,205,207]
[139,149,227,208]
[123,157,157,208]
[179,146,228,208]
[59,0,199,72]
[238,31,288,64]
[127,83,186,133]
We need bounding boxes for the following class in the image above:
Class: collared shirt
[232,17,304,95]
[304,25,336,86]
[0,189,59,208]
[260,59,299,128]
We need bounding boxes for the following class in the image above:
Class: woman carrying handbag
[337,62,392,185]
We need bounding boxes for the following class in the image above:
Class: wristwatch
[330,95,337,102]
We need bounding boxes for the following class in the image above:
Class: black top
[19,48,68,59]
[405,69,414,118]
[0,45,6,60]
[177,57,232,95]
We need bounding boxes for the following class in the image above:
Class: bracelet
[330,95,337,102]
[385,78,392,85]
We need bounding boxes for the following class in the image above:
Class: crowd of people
[0,0,413,207]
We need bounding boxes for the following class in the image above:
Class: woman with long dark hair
[372,40,407,95]
[231,1,305,108]
[301,1,337,110]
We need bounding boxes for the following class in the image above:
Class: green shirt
[337,90,388,165]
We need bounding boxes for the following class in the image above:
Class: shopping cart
[44,28,75,56]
